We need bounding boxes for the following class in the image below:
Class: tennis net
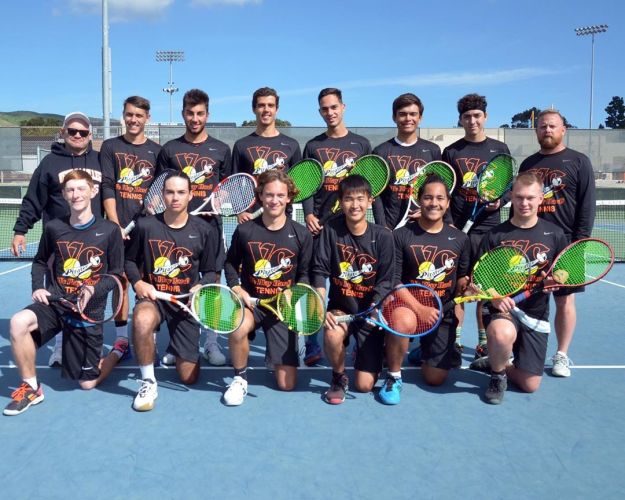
[1,199,624,262]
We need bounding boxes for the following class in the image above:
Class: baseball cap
[63,111,92,130]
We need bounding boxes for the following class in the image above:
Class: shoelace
[137,380,155,397]
[552,353,573,367]
[385,377,398,391]
[10,383,32,400]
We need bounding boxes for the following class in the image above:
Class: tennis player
[4,170,124,416]
[387,174,471,404]
[516,109,596,377]
[469,172,566,404]
[372,93,442,229]
[232,87,301,222]
[156,89,230,366]
[302,88,372,366]
[100,95,161,356]
[125,171,219,411]
[442,93,511,359]
[222,170,312,406]
[311,175,394,405]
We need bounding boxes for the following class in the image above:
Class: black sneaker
[324,373,349,405]
[3,382,44,416]
[484,374,507,405]
[469,356,491,372]
[474,343,488,360]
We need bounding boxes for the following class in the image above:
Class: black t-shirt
[393,222,471,305]
[302,131,372,219]
[478,219,567,320]
[100,136,162,228]
[224,218,312,299]
[372,137,442,229]
[32,216,123,294]
[443,137,510,232]
[311,218,394,314]
[156,135,232,213]
[517,148,596,240]
[124,213,218,294]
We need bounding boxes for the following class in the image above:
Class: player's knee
[178,363,199,385]
[277,379,296,391]
[9,312,33,340]
[422,366,448,386]
[353,375,376,393]
[517,377,541,393]
[79,380,98,390]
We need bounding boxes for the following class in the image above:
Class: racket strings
[477,156,515,201]
[473,247,529,297]
[289,161,324,202]
[413,162,456,194]
[553,240,613,285]
[144,174,168,214]
[213,175,256,216]
[194,286,243,332]
[380,287,440,335]
[276,285,325,334]
[350,156,390,196]
[79,275,122,323]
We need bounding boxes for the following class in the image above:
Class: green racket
[445,245,530,311]
[251,283,326,335]
[395,161,457,229]
[462,154,516,233]
[154,284,245,333]
[512,238,614,303]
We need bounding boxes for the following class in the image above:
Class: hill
[0,111,119,126]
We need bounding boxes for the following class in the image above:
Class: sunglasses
[66,128,90,138]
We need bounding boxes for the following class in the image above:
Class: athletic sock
[234,367,248,380]
[24,377,38,390]
[491,368,506,377]
[478,329,487,345]
[140,364,155,382]
[114,320,128,339]
[455,327,462,344]
[389,370,401,380]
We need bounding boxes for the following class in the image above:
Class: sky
[1,0,623,129]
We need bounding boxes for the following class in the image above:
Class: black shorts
[420,313,461,370]
[25,302,103,381]
[345,320,385,374]
[136,298,200,363]
[251,307,299,367]
[483,310,547,376]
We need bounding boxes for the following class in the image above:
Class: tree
[505,107,575,128]
[19,117,62,126]
[241,118,292,127]
[605,96,625,129]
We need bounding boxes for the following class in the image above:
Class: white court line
[0,262,32,276]
[598,277,625,289]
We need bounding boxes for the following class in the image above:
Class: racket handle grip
[333,314,352,323]
[122,220,135,237]
[461,219,474,233]
[250,208,263,220]
[154,290,174,302]
[512,290,531,304]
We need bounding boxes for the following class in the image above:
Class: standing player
[100,95,161,354]
[4,170,124,416]
[125,172,219,412]
[372,93,442,229]
[311,175,394,405]
[442,93,510,359]
[302,88,372,365]
[222,170,313,406]
[12,111,103,368]
[156,89,230,366]
[386,175,470,404]
[232,87,301,222]
[469,172,567,404]
[516,110,596,377]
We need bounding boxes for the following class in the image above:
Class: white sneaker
[133,379,158,411]
[551,352,572,377]
[48,346,62,367]
[223,376,247,406]
[161,353,176,366]
[203,340,226,366]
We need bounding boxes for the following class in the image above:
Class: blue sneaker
[304,341,322,366]
[379,376,402,405]
[407,346,422,365]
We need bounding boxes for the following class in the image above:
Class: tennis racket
[320,155,390,224]
[333,283,442,338]
[250,283,326,335]
[395,161,457,229]
[249,159,325,219]
[50,273,123,324]
[445,245,530,311]
[154,284,244,333]
[462,154,516,233]
[511,238,614,304]
[122,170,172,236]
[189,173,257,217]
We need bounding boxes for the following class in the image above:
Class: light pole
[575,25,608,130]
[156,50,185,124]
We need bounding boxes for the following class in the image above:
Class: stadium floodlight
[156,50,185,124]
[575,25,608,130]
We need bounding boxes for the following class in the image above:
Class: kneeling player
[312,175,394,404]
[4,171,125,416]
[469,172,566,404]
[222,170,312,406]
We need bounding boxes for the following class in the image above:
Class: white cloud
[68,0,174,20]
[190,0,262,5]
[212,67,566,104]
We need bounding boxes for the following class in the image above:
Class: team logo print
[324,156,354,178]
[183,164,213,184]
[246,146,288,175]
[153,254,190,278]
[253,257,292,280]
[174,153,216,185]
[149,240,193,279]
[456,158,485,190]
[248,242,295,282]
[527,168,566,199]
[115,154,155,187]
[389,156,427,186]
[336,243,376,284]
[253,156,285,175]
[57,242,104,281]
[501,239,551,275]
[417,258,455,282]
[62,254,102,280]
[338,261,373,283]
[410,245,458,283]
